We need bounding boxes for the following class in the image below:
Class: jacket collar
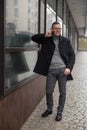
[51,35,62,42]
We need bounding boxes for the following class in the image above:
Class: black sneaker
[55,113,62,121]
[41,110,52,117]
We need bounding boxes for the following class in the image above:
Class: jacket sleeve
[31,34,46,44]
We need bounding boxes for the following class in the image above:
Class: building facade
[0,0,78,130]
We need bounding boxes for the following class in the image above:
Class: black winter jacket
[31,34,75,80]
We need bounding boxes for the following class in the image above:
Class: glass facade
[46,0,56,30]
[46,4,56,31]
[4,0,38,89]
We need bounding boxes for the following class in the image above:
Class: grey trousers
[46,67,67,113]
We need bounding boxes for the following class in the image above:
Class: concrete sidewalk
[21,51,87,130]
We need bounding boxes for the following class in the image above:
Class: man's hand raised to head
[45,30,53,37]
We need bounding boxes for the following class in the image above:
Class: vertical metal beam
[68,10,70,39]
[38,0,41,33]
[66,2,68,38]
[56,0,58,21]
[85,0,87,36]
[0,0,4,98]
[62,0,64,36]
[44,0,47,33]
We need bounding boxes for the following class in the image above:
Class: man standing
[31,22,75,121]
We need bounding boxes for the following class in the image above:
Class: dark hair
[51,22,60,29]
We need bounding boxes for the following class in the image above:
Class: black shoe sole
[55,117,62,121]
[55,114,62,121]
[41,111,52,117]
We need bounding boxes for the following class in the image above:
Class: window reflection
[46,4,56,31]
[4,0,38,89]
[5,23,31,47]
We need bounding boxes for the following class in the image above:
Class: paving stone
[20,51,87,130]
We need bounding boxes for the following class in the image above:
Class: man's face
[52,24,61,36]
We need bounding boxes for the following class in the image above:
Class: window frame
[0,0,4,98]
